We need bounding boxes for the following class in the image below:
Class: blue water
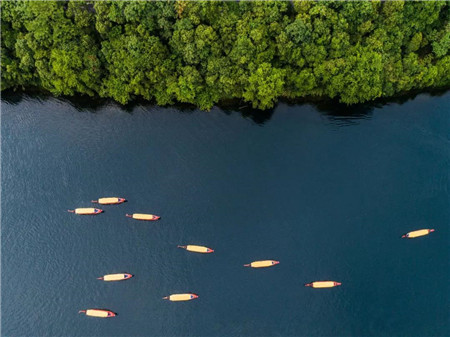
[1,92,449,336]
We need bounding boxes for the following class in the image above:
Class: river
[1,92,449,336]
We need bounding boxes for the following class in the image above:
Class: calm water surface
[2,92,449,337]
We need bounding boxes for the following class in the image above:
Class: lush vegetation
[2,1,449,110]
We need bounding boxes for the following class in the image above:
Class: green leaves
[243,63,285,109]
[432,23,450,58]
[1,0,449,110]
[286,18,312,44]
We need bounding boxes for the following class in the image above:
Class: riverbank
[3,86,449,125]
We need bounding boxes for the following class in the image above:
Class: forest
[1,1,449,110]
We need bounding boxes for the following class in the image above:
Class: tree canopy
[2,1,449,110]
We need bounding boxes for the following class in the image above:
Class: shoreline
[2,85,449,115]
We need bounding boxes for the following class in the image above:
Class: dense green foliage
[2,1,449,110]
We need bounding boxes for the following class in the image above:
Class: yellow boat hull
[305,281,341,288]
[402,229,434,238]
[164,293,199,301]
[178,245,214,253]
[96,197,126,205]
[80,309,116,318]
[127,213,160,221]
[99,273,133,281]
[245,260,279,268]
[71,208,102,215]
